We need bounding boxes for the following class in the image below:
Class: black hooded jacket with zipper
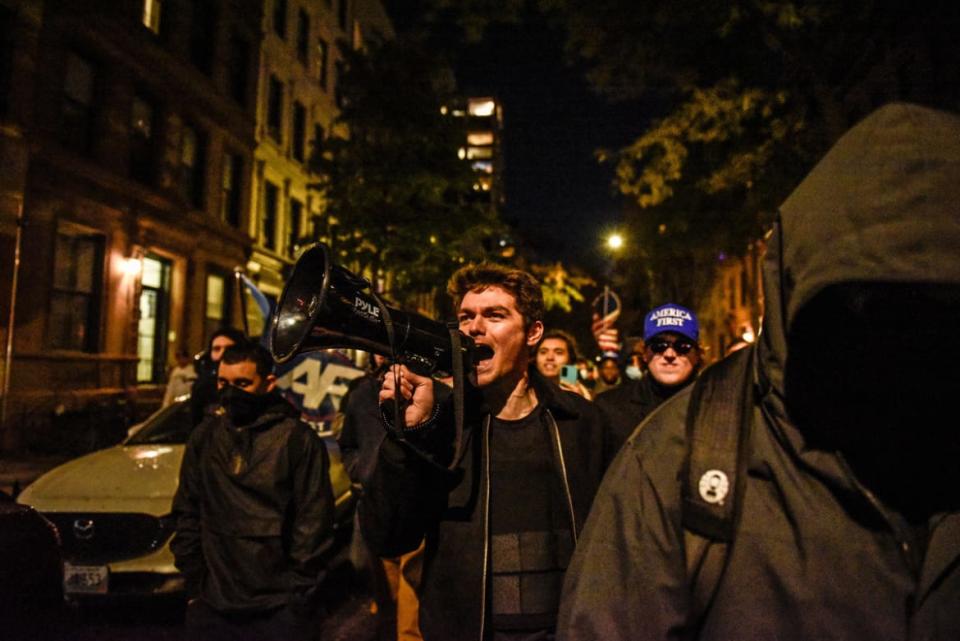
[557,103,960,640]
[171,394,335,615]
[359,368,614,641]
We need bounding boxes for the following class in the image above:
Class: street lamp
[606,232,624,252]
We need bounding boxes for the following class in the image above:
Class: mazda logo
[73,518,95,541]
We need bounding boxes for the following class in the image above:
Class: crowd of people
[167,103,960,641]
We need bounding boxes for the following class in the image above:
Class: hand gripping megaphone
[270,243,492,374]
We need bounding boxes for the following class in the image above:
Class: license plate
[64,563,109,594]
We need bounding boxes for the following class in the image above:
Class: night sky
[385,5,649,270]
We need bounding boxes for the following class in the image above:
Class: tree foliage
[309,36,504,304]
[549,0,960,306]
[531,262,595,313]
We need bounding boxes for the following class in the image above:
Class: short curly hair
[447,262,544,329]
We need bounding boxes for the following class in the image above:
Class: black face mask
[219,385,271,426]
[785,282,960,519]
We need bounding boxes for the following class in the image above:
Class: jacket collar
[527,367,581,421]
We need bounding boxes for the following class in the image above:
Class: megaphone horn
[271,243,491,374]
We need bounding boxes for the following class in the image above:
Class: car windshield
[125,401,196,445]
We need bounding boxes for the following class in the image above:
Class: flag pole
[1,196,25,438]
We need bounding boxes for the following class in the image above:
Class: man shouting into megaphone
[359,262,614,641]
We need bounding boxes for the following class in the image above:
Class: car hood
[18,445,184,517]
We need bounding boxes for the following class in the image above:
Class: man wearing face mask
[172,342,334,641]
[189,327,247,426]
[594,303,702,451]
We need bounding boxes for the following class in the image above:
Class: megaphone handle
[447,323,465,471]
[369,288,405,435]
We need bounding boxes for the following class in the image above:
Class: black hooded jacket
[360,369,614,640]
[558,103,960,640]
[171,394,335,615]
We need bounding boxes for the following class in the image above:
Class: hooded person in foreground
[557,103,960,640]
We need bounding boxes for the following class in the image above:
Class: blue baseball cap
[643,303,699,343]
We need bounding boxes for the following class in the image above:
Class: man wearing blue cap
[594,303,702,451]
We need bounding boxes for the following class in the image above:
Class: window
[267,75,283,141]
[288,198,303,256]
[296,9,309,64]
[263,181,279,250]
[273,0,287,38]
[468,98,496,117]
[316,38,328,89]
[48,228,103,352]
[309,123,325,168]
[467,131,494,146]
[129,94,156,184]
[337,0,348,31]
[292,101,306,162]
[61,52,96,154]
[466,146,492,160]
[189,0,217,74]
[334,60,345,108]
[178,124,206,208]
[141,0,162,34]
[137,255,172,383]
[204,272,231,340]
[227,37,250,107]
[221,152,243,227]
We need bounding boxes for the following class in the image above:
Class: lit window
[466,146,492,160]
[468,98,495,117]
[206,274,225,321]
[467,131,493,146]
[471,161,493,174]
[142,0,162,33]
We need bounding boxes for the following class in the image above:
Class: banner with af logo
[274,350,365,427]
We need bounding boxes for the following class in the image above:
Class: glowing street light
[606,233,624,252]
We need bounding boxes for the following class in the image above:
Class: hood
[17,445,184,516]
[759,103,960,398]
[755,103,960,517]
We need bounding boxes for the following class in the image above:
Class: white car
[17,400,356,599]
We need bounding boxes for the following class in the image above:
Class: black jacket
[558,103,960,640]
[171,394,335,614]
[360,369,614,641]
[337,372,388,489]
[594,374,690,454]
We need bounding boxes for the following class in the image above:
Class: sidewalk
[0,454,71,498]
